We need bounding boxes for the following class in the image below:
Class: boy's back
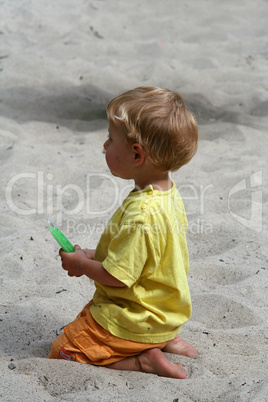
[89,182,191,342]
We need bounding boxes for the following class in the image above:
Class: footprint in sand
[191,294,262,329]
[187,225,240,260]
[189,261,255,291]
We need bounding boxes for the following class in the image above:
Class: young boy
[49,86,198,379]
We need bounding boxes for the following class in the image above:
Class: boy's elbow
[101,265,127,287]
[110,278,127,287]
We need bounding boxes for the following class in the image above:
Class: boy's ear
[132,143,145,167]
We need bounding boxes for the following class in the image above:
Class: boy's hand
[59,245,126,287]
[82,248,95,260]
[59,245,89,277]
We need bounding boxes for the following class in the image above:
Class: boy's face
[103,120,134,179]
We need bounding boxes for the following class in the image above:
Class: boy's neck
[134,171,172,192]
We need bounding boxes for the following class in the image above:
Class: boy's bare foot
[162,335,198,358]
[107,348,188,379]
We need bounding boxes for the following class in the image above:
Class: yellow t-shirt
[90,181,191,343]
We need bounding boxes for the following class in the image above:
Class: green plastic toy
[47,220,75,253]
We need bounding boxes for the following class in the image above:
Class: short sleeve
[102,223,149,287]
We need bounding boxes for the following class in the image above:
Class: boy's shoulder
[119,190,149,226]
[118,183,183,226]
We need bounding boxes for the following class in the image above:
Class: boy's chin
[109,170,118,177]
[109,171,122,179]
[109,170,131,180]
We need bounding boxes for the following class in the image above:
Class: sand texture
[0,0,267,400]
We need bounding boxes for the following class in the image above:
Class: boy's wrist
[79,254,93,276]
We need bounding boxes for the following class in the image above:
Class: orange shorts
[48,300,167,365]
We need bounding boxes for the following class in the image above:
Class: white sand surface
[0,0,267,400]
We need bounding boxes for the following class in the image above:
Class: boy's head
[106,87,198,171]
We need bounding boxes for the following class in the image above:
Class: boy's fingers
[59,245,80,255]
[59,248,67,257]
[59,248,70,256]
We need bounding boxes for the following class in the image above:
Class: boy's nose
[103,139,109,151]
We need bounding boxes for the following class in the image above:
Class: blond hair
[106,86,198,171]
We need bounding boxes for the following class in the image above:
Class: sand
[0,0,267,400]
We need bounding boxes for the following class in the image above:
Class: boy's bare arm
[59,245,126,287]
